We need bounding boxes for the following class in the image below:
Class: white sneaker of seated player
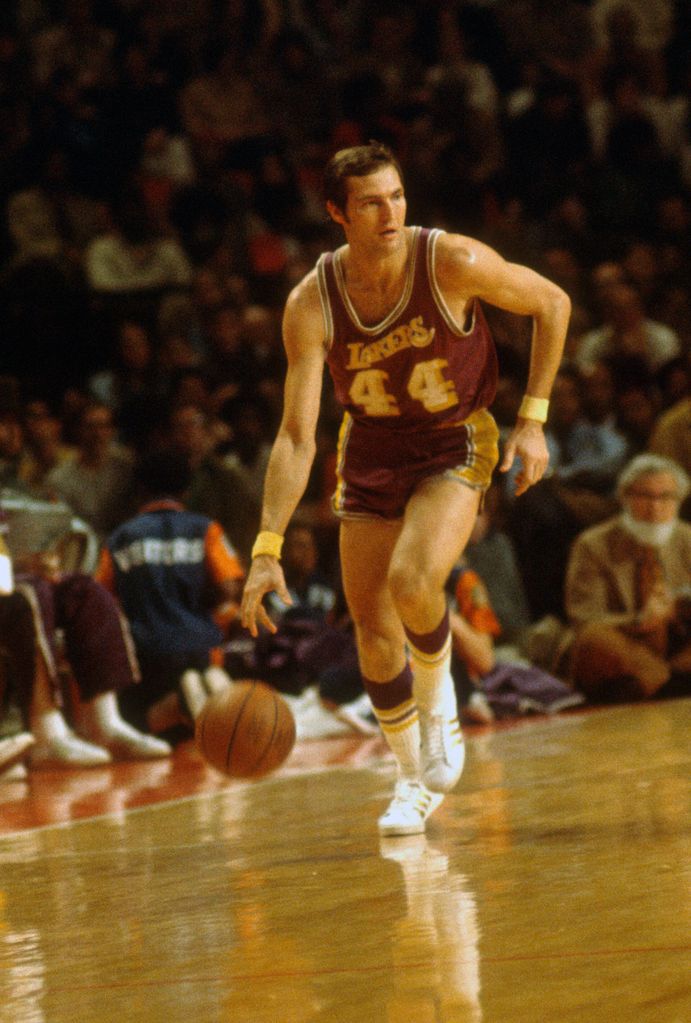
[0,732,35,775]
[464,690,495,725]
[332,693,380,736]
[97,728,172,761]
[30,709,111,768]
[81,690,172,759]
[30,732,112,768]
[179,669,208,720]
[202,666,234,696]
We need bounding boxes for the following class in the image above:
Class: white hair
[616,453,690,502]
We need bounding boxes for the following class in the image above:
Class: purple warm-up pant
[15,573,139,707]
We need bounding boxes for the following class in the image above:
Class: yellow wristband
[251,531,284,560]
[518,395,549,423]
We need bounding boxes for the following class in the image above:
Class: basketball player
[241,142,570,835]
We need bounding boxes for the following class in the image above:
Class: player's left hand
[499,420,550,497]
[240,556,293,637]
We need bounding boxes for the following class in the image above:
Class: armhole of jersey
[316,254,335,351]
[427,229,476,337]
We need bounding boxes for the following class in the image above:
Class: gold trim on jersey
[316,254,335,349]
[333,226,422,336]
[427,228,477,337]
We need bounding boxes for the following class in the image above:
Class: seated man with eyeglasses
[565,453,691,702]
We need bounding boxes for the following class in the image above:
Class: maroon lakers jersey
[317,227,498,430]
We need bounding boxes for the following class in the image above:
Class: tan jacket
[565,516,691,629]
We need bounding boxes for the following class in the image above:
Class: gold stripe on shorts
[444,408,499,491]
[332,412,353,514]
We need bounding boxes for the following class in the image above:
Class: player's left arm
[436,234,571,495]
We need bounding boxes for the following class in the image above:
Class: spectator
[497,1,594,88]
[83,192,192,296]
[0,517,35,777]
[648,394,691,483]
[202,302,263,402]
[46,400,135,540]
[611,360,661,454]
[565,453,691,702]
[1,499,170,766]
[137,122,196,225]
[219,394,273,507]
[95,448,244,741]
[574,281,681,373]
[167,401,259,564]
[543,365,629,489]
[505,70,592,218]
[587,0,671,100]
[263,29,334,156]
[87,318,165,450]
[506,366,626,618]
[0,376,25,488]
[22,573,172,765]
[16,397,77,496]
[655,355,690,412]
[449,559,500,724]
[30,0,117,89]
[1,186,87,395]
[178,43,272,173]
[463,489,533,645]
[450,552,583,725]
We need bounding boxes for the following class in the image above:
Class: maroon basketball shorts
[332,408,499,519]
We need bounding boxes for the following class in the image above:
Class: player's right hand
[240,556,293,637]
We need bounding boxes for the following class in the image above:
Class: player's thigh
[339,516,403,634]
[395,477,482,587]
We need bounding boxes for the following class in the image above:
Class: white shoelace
[422,715,448,762]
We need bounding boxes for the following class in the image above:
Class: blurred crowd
[1,0,690,765]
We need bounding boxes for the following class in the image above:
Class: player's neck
[342,227,411,294]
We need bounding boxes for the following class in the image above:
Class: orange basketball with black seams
[195,680,296,779]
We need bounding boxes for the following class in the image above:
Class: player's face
[328,165,407,253]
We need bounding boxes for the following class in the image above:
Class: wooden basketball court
[1,699,689,1022]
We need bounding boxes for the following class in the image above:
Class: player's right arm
[241,273,327,637]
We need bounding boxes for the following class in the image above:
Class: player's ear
[326,200,348,226]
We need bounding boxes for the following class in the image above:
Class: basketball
[195,680,296,779]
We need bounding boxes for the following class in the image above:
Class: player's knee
[353,620,402,665]
[387,561,437,616]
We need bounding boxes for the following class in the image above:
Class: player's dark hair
[323,141,403,212]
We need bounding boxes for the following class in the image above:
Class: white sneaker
[332,693,380,736]
[0,732,35,775]
[203,666,234,695]
[179,669,207,720]
[30,733,112,768]
[419,709,465,793]
[99,730,172,761]
[464,690,495,725]
[378,778,444,836]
